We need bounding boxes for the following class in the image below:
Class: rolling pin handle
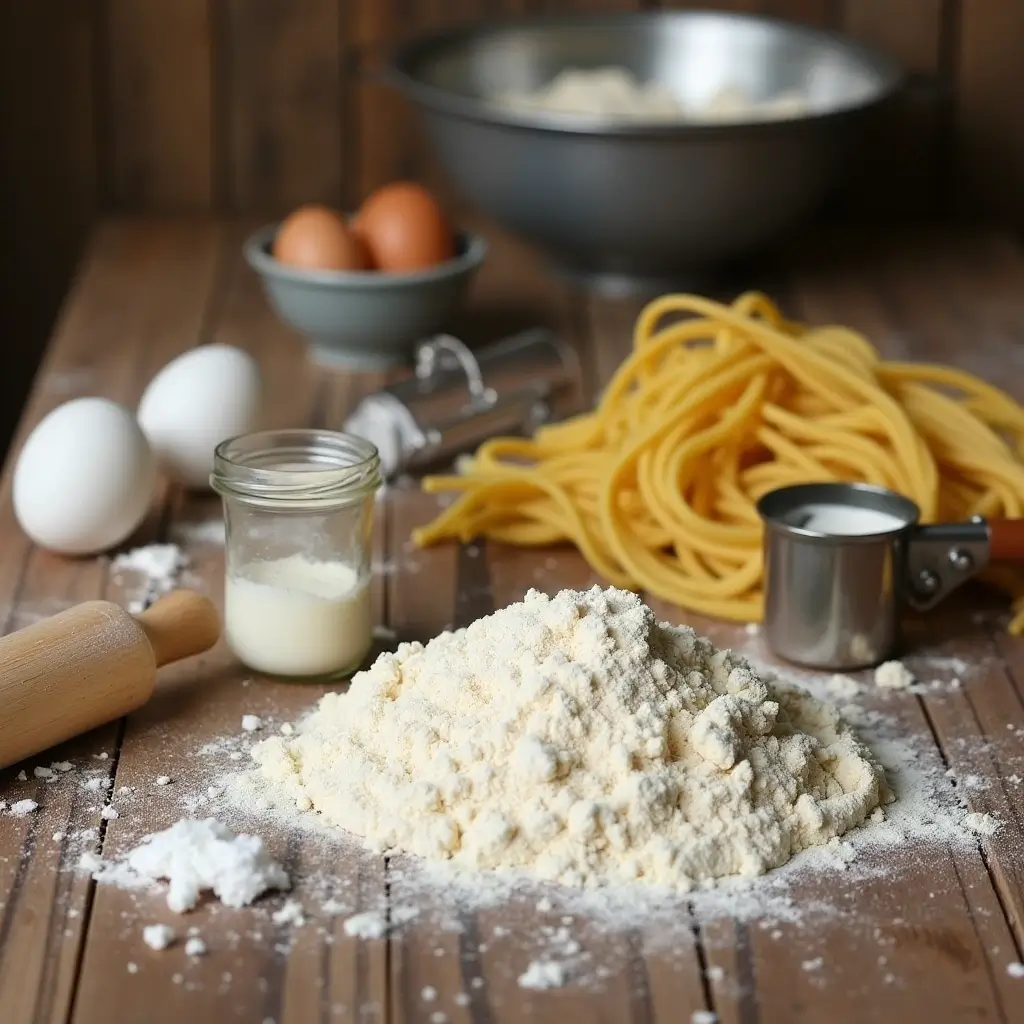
[135,589,221,668]
[987,518,1024,562]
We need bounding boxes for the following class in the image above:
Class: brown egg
[354,182,455,273]
[273,205,370,271]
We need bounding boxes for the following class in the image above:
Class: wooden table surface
[1,218,1024,1024]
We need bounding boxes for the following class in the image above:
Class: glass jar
[211,429,382,681]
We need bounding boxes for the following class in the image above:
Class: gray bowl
[390,10,902,294]
[244,225,487,368]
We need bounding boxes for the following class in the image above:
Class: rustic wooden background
[1,0,1022,455]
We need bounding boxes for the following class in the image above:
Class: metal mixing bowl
[390,10,902,293]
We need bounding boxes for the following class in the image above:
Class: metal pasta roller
[343,329,579,478]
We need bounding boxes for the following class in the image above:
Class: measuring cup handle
[988,518,1024,561]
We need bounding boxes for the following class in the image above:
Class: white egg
[138,344,262,489]
[13,398,156,555]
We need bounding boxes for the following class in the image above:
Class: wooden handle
[0,589,221,771]
[988,518,1024,561]
[136,589,221,668]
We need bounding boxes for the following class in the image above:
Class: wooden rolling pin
[0,589,220,771]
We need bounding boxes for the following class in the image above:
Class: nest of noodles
[414,292,1024,633]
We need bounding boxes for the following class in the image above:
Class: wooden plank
[954,0,1024,226]
[926,621,1024,950]
[838,0,946,218]
[0,0,98,455]
[656,1,760,12]
[69,221,389,1024]
[658,1,829,20]
[220,0,348,213]
[646,607,1024,1022]
[349,0,490,201]
[486,543,712,1024]
[0,222,222,1024]
[0,221,222,641]
[758,1,834,25]
[0,555,116,1024]
[385,503,711,1024]
[569,232,1024,1018]
[783,232,1024,1014]
[103,0,214,210]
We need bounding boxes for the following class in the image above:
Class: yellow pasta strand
[414,292,1024,633]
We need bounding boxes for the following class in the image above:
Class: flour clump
[248,586,890,890]
[89,818,290,913]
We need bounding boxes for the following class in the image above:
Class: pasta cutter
[756,481,1024,671]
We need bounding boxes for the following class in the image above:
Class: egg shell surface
[138,344,262,489]
[273,205,370,271]
[13,397,156,556]
[354,182,454,272]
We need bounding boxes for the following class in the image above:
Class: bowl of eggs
[246,182,486,369]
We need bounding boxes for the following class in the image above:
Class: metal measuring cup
[756,481,1024,670]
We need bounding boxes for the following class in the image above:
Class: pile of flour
[242,586,891,891]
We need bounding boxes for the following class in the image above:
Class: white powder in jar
[225,554,372,677]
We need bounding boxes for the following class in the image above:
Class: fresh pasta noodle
[413,292,1024,633]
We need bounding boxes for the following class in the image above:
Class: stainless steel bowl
[390,11,902,293]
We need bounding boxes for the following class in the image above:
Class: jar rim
[211,428,382,509]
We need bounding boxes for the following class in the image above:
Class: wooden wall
[1,0,1023,450]
[10,0,1024,221]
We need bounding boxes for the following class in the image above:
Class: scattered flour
[10,799,39,816]
[518,959,568,990]
[86,818,289,913]
[823,675,860,701]
[142,924,175,951]
[155,776,172,787]
[17,770,27,781]
[1008,962,1024,978]
[271,900,305,927]
[691,1013,718,1024]
[111,543,189,613]
[241,715,263,733]
[964,812,1000,836]
[185,937,208,957]
[245,587,890,892]
[343,912,388,939]
[873,661,915,690]
[342,906,419,939]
